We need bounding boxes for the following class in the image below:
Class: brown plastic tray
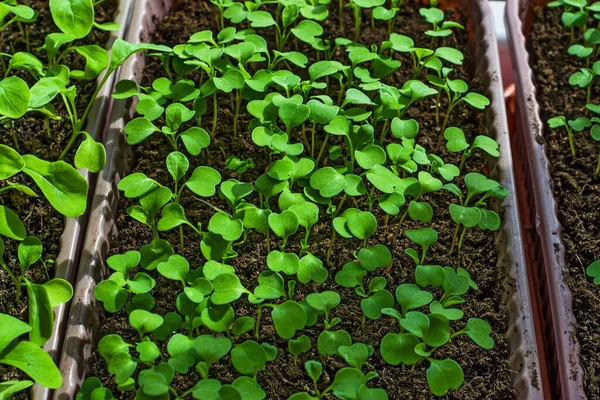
[56,0,546,398]
[505,1,586,399]
[31,1,134,399]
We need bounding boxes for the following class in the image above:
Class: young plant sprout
[587,259,600,284]
[380,267,492,396]
[77,1,509,398]
[444,173,508,253]
[547,115,591,157]
[568,61,600,105]
[420,6,464,46]
[585,103,600,174]
[444,127,500,172]
[548,0,591,42]
[0,313,63,397]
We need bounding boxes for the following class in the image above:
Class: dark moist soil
[0,0,118,387]
[89,1,516,399]
[528,7,600,399]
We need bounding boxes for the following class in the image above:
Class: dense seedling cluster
[547,0,600,175]
[81,1,506,399]
[545,0,600,289]
[0,0,170,396]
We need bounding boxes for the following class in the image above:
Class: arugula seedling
[124,95,210,156]
[389,33,464,79]
[420,7,464,46]
[380,269,492,396]
[306,290,341,330]
[547,115,591,157]
[357,277,394,325]
[372,0,403,34]
[231,339,277,377]
[268,210,300,250]
[0,1,36,35]
[289,335,311,366]
[585,103,600,174]
[210,0,234,30]
[347,0,385,40]
[0,235,70,308]
[548,0,590,42]
[0,313,63,395]
[225,156,255,177]
[444,173,508,253]
[94,250,156,313]
[435,78,490,133]
[3,40,171,171]
[405,228,438,266]
[568,61,600,105]
[296,366,386,399]
[444,127,500,172]
[0,145,88,220]
[587,259,600,284]
[0,238,73,346]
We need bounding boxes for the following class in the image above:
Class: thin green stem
[449,224,460,255]
[339,0,344,30]
[211,92,218,138]
[458,149,469,173]
[567,128,576,157]
[435,91,441,125]
[255,305,263,338]
[233,90,241,137]
[316,133,330,166]
[379,119,390,143]
[326,229,336,263]
[596,150,600,175]
[394,208,409,236]
[457,226,467,253]
[311,122,317,158]
[179,226,185,253]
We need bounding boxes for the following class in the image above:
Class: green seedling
[1,40,171,171]
[372,0,403,34]
[420,7,464,44]
[0,313,63,396]
[268,210,300,250]
[0,145,88,222]
[443,127,500,172]
[333,208,377,244]
[568,61,600,105]
[380,269,492,396]
[433,77,490,133]
[289,335,311,366]
[389,33,464,78]
[338,342,374,371]
[405,228,438,266]
[444,173,507,253]
[0,235,71,315]
[587,259,600,284]
[387,171,442,233]
[347,0,385,40]
[317,329,352,357]
[231,340,277,377]
[225,156,255,177]
[585,103,600,174]
[94,250,156,313]
[548,0,591,42]
[306,291,341,330]
[291,365,387,399]
[547,115,591,157]
[124,100,210,156]
[0,1,36,36]
[357,277,394,324]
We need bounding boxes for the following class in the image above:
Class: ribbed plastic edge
[505,0,586,398]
